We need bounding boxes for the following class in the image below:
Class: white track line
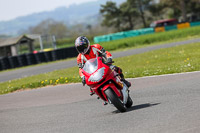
[128,71,200,80]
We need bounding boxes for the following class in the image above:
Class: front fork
[115,74,129,104]
[121,82,129,104]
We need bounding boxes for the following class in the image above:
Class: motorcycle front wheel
[125,95,133,108]
[104,88,126,112]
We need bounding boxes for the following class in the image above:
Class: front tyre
[125,95,133,108]
[104,88,126,112]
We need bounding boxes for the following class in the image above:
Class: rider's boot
[113,66,131,88]
[120,74,131,88]
[122,79,131,87]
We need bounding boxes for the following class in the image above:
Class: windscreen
[83,58,98,74]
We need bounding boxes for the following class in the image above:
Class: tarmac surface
[0,71,200,133]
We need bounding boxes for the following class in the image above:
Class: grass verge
[115,42,200,78]
[100,26,200,51]
[0,42,199,95]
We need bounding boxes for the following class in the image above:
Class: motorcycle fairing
[82,57,124,101]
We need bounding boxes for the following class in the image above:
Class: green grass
[0,67,81,94]
[115,42,200,78]
[0,42,199,95]
[100,26,200,51]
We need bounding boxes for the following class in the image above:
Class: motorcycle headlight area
[88,67,105,82]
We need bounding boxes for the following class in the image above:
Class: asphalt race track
[0,71,200,133]
[0,38,200,82]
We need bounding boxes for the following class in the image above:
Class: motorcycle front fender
[101,83,121,101]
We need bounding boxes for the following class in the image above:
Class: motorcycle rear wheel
[105,88,126,112]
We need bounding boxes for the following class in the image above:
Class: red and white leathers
[77,43,131,88]
[77,44,112,77]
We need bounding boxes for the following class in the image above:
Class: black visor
[77,44,88,53]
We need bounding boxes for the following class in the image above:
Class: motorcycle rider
[75,36,131,89]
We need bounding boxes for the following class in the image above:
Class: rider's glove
[78,63,83,68]
[102,52,107,58]
[81,76,86,86]
[105,58,113,65]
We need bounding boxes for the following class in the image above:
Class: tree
[187,0,200,21]
[119,2,139,30]
[27,19,68,39]
[100,0,153,31]
[127,0,152,28]
[149,2,165,19]
[169,0,186,21]
[100,1,122,31]
[160,0,200,22]
[100,1,140,31]
[69,24,85,38]
[148,1,174,21]
[48,22,68,39]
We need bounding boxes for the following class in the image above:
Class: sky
[0,0,98,21]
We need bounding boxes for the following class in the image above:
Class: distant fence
[0,46,78,71]
[94,21,200,43]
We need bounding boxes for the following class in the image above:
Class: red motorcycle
[82,57,133,112]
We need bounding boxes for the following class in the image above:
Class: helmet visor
[77,44,88,54]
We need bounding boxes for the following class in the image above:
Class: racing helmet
[75,36,90,54]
